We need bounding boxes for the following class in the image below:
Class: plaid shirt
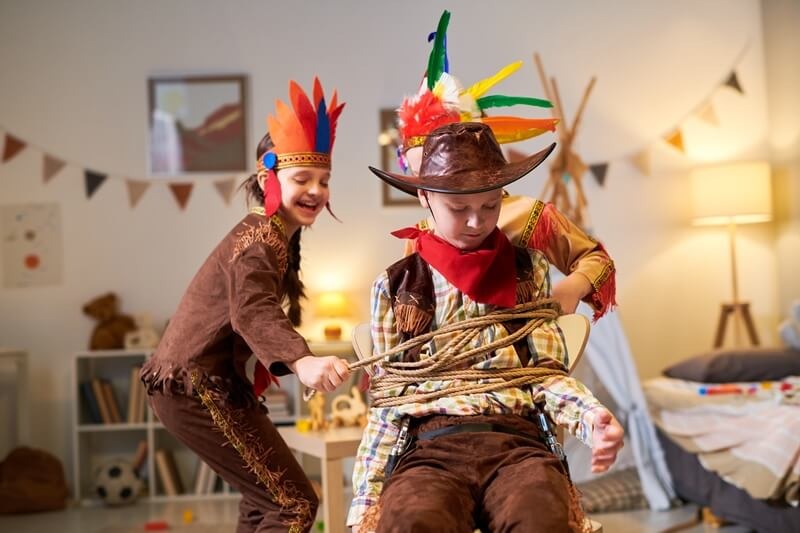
[347,249,603,526]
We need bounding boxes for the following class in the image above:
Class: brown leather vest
[385,247,538,366]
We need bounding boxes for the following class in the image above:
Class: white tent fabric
[554,270,676,510]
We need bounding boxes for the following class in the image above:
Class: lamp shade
[316,291,350,318]
[690,162,772,226]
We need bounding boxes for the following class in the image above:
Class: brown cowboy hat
[369,122,556,196]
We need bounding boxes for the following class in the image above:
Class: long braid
[284,230,306,326]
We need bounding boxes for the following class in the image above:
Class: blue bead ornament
[262,152,277,170]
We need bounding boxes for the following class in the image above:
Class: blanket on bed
[643,376,800,505]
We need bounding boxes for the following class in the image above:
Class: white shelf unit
[71,342,353,505]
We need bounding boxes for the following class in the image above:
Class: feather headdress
[397,10,557,152]
[258,78,345,216]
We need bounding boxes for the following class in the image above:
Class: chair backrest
[350,314,590,375]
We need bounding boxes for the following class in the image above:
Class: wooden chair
[350,314,603,532]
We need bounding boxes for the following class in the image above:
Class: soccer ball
[94,460,142,506]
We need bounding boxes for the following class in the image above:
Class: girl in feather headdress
[396,10,616,321]
[142,78,348,533]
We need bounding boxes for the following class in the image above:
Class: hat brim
[369,142,556,196]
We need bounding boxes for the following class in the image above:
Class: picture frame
[147,75,248,175]
[379,108,418,206]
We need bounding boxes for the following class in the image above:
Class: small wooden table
[277,425,363,533]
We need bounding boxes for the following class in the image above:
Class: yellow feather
[464,61,524,100]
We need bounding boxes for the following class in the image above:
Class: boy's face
[419,189,503,250]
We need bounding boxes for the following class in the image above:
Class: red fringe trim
[529,202,557,252]
[589,241,617,321]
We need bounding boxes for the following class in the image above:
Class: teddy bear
[82,292,137,350]
[123,313,161,350]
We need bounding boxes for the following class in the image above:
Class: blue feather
[427,31,449,73]
[315,98,330,153]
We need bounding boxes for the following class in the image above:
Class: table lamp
[690,161,772,348]
[317,291,350,341]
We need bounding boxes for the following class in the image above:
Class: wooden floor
[0,498,753,532]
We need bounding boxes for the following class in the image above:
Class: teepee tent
[556,268,675,510]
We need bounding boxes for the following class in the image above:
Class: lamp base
[324,324,342,342]
[713,302,759,348]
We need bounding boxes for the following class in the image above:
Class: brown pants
[149,391,318,533]
[376,414,578,533]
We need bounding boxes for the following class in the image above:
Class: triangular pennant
[664,129,685,153]
[723,71,744,94]
[214,177,237,205]
[126,179,150,208]
[589,163,609,186]
[169,182,193,210]
[505,148,527,163]
[694,101,719,126]
[2,134,26,163]
[42,154,66,183]
[84,169,107,198]
[630,148,652,176]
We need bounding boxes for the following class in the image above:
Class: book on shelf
[80,381,102,424]
[154,449,184,496]
[90,378,112,424]
[126,366,143,423]
[193,460,210,494]
[101,380,122,423]
[132,440,148,476]
[262,387,291,418]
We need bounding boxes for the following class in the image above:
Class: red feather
[263,169,281,217]
[313,77,324,108]
[289,80,317,149]
[328,102,346,151]
[398,90,459,142]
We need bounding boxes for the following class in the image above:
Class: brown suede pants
[149,391,318,533]
[375,414,578,533]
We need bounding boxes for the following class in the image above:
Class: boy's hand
[587,408,624,473]
[551,272,592,314]
[290,355,350,392]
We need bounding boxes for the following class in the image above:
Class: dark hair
[240,133,306,326]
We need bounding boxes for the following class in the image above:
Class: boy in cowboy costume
[348,122,624,533]
[396,10,616,320]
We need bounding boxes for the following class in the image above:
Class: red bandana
[392,226,517,308]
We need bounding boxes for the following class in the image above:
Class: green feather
[426,10,451,91]
[477,95,553,109]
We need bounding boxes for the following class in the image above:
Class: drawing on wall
[1,203,63,288]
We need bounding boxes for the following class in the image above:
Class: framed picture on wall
[379,108,418,206]
[147,75,248,175]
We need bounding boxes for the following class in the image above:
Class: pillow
[576,467,648,513]
[663,347,800,383]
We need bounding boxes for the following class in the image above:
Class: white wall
[0,0,781,483]
[763,0,800,316]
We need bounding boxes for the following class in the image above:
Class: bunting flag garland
[169,183,193,210]
[42,154,66,183]
[126,179,150,208]
[1,44,750,207]
[2,134,26,162]
[589,163,609,187]
[213,177,237,205]
[84,170,107,198]
[0,123,249,212]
